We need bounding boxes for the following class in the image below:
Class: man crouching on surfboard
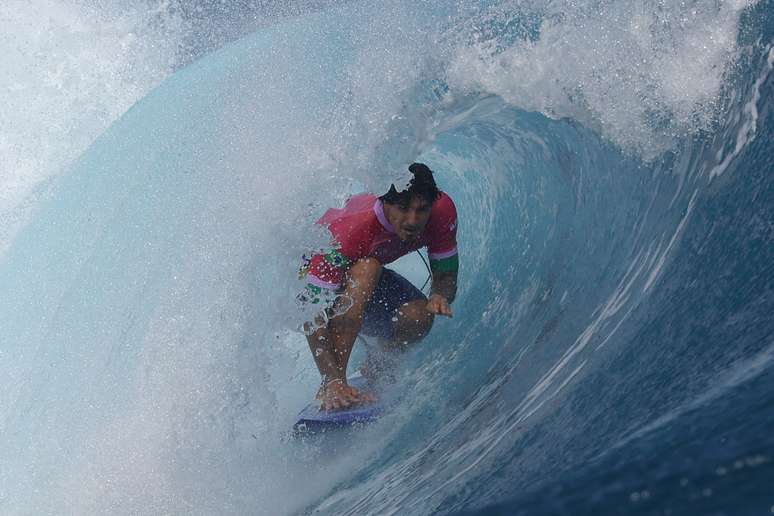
[298,163,459,411]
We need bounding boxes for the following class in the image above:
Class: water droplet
[702,488,713,497]
[679,478,689,487]
[715,467,727,476]
[629,492,641,502]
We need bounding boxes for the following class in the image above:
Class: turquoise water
[1,1,772,514]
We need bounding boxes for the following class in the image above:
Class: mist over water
[1,1,772,515]
[0,1,182,253]
[0,0,347,255]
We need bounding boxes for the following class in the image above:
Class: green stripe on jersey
[430,254,459,273]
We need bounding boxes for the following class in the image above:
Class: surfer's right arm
[303,257,381,410]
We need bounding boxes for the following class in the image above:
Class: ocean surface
[1,1,772,514]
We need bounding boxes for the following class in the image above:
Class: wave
[1,1,772,514]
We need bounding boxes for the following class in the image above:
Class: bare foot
[317,381,375,411]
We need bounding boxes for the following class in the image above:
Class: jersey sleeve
[427,194,459,273]
[300,213,375,302]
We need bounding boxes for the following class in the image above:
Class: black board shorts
[360,268,427,340]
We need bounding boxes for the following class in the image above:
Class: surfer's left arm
[427,270,457,318]
[425,192,459,318]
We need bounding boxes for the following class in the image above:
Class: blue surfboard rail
[293,376,384,435]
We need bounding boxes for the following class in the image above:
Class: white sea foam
[0,0,183,254]
[446,0,758,159]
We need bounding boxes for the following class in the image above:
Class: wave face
[1,1,772,514]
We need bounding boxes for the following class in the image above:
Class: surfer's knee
[394,299,434,345]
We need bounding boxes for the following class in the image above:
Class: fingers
[427,299,453,318]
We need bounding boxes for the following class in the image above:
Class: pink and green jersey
[301,192,459,296]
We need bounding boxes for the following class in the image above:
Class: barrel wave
[1,1,772,515]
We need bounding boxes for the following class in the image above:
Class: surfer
[298,163,459,410]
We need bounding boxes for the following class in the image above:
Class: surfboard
[293,376,384,435]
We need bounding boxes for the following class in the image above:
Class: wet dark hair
[379,163,441,206]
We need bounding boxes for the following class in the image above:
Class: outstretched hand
[426,294,453,318]
[317,380,376,411]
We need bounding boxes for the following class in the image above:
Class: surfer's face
[384,196,432,242]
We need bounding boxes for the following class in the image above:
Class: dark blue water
[1,1,772,514]
[448,12,774,514]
